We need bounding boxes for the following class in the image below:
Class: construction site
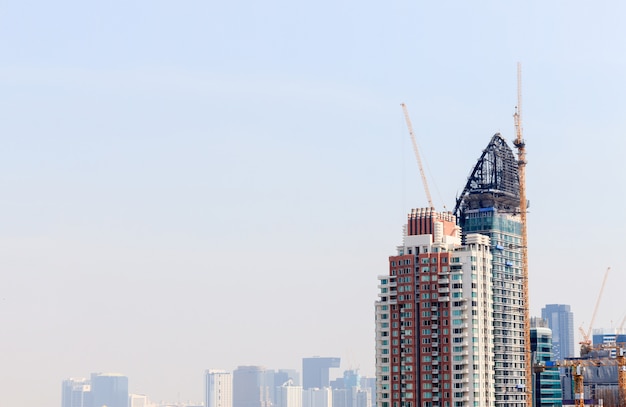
[377,64,624,407]
[533,265,626,407]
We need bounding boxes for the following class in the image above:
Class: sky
[1,1,626,406]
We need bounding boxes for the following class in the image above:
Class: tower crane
[534,360,588,406]
[512,62,532,407]
[401,103,434,209]
[579,267,611,356]
[534,357,626,407]
[572,363,586,407]
[618,348,626,407]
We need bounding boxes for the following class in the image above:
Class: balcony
[437,296,450,302]
[438,278,449,284]
[438,287,450,294]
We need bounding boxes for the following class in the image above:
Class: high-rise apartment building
[541,304,575,360]
[455,133,526,407]
[302,357,340,390]
[205,370,233,407]
[375,208,494,407]
[275,380,303,407]
[303,387,332,407]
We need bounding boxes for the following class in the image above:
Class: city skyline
[3,1,626,406]
[61,365,375,407]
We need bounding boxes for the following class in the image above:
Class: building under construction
[556,344,626,407]
[454,133,527,407]
[374,133,529,407]
[375,67,533,407]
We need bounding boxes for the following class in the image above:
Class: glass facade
[459,208,526,406]
[531,327,563,407]
[541,304,575,361]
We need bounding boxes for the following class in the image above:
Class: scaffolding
[454,133,520,217]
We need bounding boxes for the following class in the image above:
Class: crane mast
[401,103,434,209]
[573,364,585,407]
[512,62,532,407]
[619,348,626,407]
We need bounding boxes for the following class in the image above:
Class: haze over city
[2,1,626,406]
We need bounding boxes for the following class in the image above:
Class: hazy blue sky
[2,1,626,406]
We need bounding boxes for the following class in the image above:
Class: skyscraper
[302,357,340,390]
[90,373,129,407]
[233,366,271,407]
[61,378,91,407]
[375,208,495,407]
[455,133,527,407]
[541,304,575,360]
[205,370,233,407]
